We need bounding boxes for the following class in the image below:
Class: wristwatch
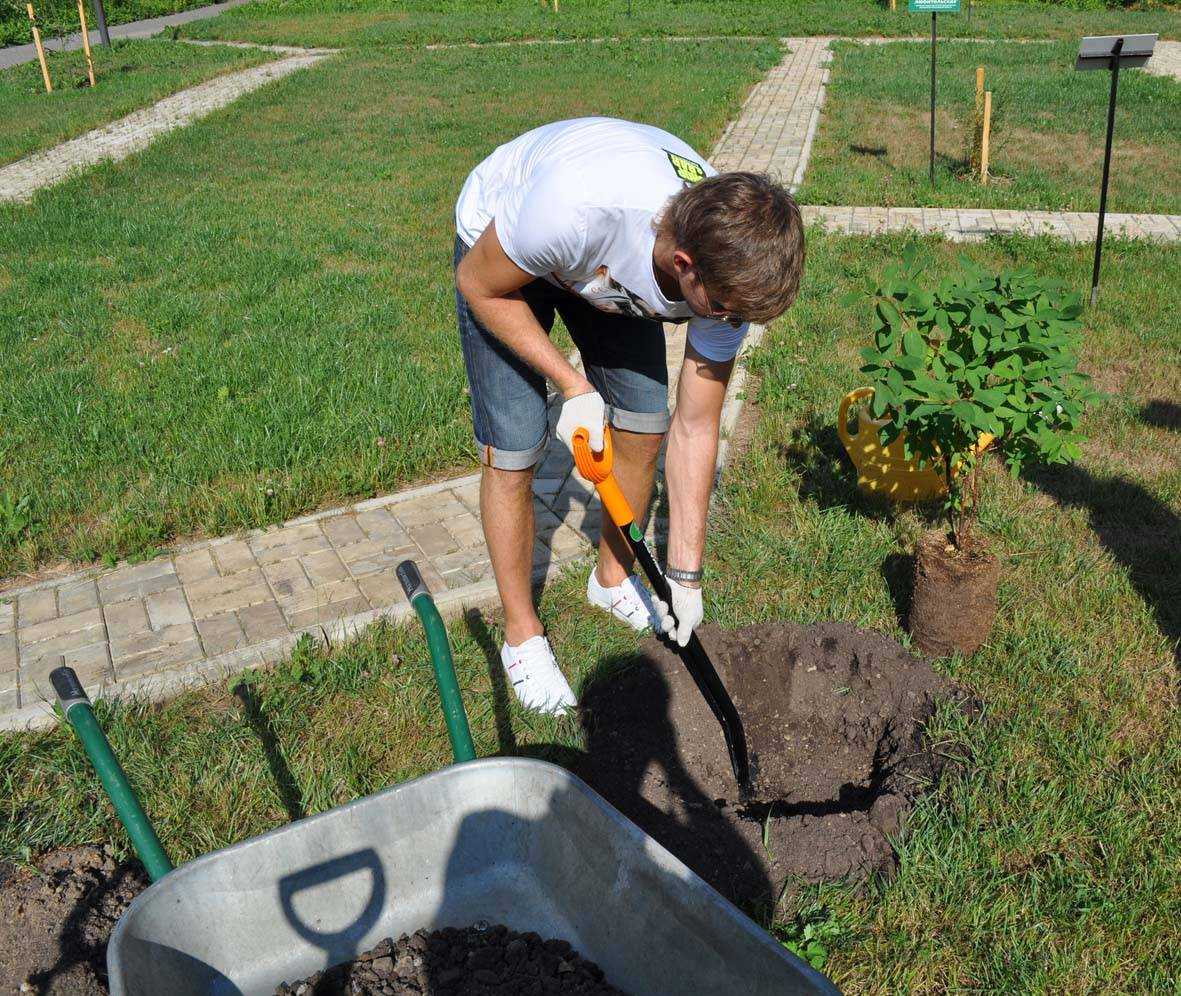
[665,566,703,584]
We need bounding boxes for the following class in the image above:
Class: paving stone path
[0,48,333,203]
[800,205,1181,242]
[2,34,1178,727]
[0,0,256,70]
[1144,38,1181,81]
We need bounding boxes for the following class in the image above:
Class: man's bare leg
[594,428,665,587]
[481,464,543,646]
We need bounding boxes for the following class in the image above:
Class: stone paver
[2,34,1177,728]
[1144,40,1181,82]
[0,49,334,203]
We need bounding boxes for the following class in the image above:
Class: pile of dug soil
[0,845,148,995]
[573,621,971,906]
[274,925,627,996]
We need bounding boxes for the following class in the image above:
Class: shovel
[572,426,752,795]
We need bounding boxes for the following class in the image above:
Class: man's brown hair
[657,172,805,324]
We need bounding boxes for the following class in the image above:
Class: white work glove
[655,579,704,648]
[555,390,607,455]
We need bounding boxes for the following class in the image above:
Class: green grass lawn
[0,38,781,580]
[0,39,274,165]
[799,39,1181,215]
[3,232,1177,991]
[180,0,1181,49]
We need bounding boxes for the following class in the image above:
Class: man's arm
[455,221,592,399]
[664,340,734,577]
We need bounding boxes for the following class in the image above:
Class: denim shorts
[455,236,671,470]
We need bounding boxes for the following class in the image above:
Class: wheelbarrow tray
[109,757,836,995]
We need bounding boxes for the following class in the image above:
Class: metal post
[92,0,110,46]
[1090,37,1123,306]
[930,12,937,186]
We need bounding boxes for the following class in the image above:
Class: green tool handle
[397,561,477,764]
[50,667,174,882]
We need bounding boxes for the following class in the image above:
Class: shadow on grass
[1024,463,1181,680]
[1140,400,1181,432]
[233,682,305,822]
[777,412,899,521]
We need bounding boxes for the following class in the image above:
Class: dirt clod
[273,925,628,995]
[0,846,149,995]
[574,621,970,905]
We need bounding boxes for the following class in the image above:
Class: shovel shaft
[571,426,751,791]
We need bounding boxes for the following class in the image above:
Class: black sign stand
[1076,33,1157,305]
[929,12,937,186]
[1089,38,1123,306]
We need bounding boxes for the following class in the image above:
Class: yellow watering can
[838,387,994,502]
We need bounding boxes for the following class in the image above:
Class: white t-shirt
[455,117,750,363]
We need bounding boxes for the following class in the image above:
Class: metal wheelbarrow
[52,562,839,996]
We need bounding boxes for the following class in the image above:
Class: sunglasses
[695,267,745,327]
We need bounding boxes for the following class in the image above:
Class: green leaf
[902,330,925,358]
[952,400,977,422]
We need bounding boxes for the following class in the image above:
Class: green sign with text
[909,0,960,10]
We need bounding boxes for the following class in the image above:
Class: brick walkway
[2,33,1178,727]
[0,48,333,203]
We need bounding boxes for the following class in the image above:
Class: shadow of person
[425,766,835,996]
[464,609,772,907]
[572,656,774,908]
[1140,399,1181,432]
[1024,463,1180,677]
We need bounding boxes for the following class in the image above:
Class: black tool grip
[396,560,429,602]
[50,666,90,708]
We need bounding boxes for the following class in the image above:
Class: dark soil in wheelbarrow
[0,844,149,995]
[275,924,628,995]
[571,621,974,907]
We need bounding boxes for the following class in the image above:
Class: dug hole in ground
[0,621,972,995]
[573,621,975,906]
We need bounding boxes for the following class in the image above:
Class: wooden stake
[78,0,96,87]
[26,3,53,94]
[890,0,897,10]
[975,66,985,114]
[981,90,992,185]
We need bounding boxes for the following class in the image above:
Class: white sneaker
[500,636,577,716]
[586,569,661,632]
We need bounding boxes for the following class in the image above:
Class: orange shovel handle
[571,426,634,529]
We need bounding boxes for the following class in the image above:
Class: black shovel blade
[623,525,752,795]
